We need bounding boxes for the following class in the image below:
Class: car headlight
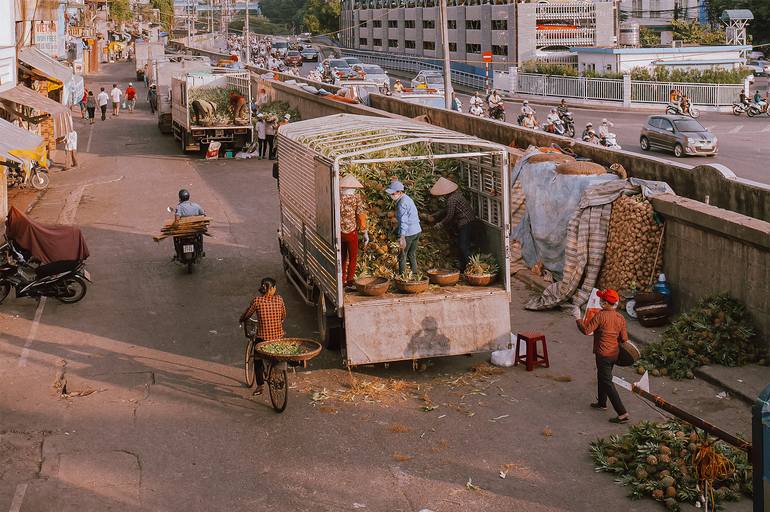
[686,137,696,145]
[712,136,718,145]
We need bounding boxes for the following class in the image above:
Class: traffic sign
[482,51,493,63]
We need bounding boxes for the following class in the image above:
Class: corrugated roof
[18,46,74,85]
[0,118,44,163]
[721,9,754,21]
[0,84,73,137]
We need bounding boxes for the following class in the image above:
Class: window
[465,20,481,30]
[491,19,507,30]
[422,20,435,29]
[359,38,368,45]
[388,39,398,48]
[373,20,381,27]
[373,38,382,46]
[448,42,457,52]
[423,41,435,50]
[360,20,367,27]
[660,119,674,132]
[492,44,507,56]
[404,20,415,28]
[388,20,398,28]
[466,43,481,53]
[405,40,416,49]
[447,20,457,29]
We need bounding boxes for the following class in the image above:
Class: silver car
[640,115,718,158]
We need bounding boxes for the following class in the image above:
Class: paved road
[0,61,753,511]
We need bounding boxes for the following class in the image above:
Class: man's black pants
[596,355,627,415]
[100,105,107,120]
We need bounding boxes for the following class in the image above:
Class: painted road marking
[9,482,28,512]
[728,125,744,134]
[86,122,94,153]
[18,298,46,367]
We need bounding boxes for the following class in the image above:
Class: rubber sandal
[609,416,629,424]
[590,403,608,410]
[252,386,264,396]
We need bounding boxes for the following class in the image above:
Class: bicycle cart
[244,336,322,413]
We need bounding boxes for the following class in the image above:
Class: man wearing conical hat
[430,177,475,271]
[339,175,369,291]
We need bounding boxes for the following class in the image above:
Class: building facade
[0,1,17,93]
[620,0,705,26]
[339,0,618,70]
[572,44,750,73]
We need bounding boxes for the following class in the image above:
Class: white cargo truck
[134,40,165,81]
[153,56,211,134]
[276,114,512,367]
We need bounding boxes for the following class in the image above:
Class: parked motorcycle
[559,111,576,138]
[2,159,49,190]
[167,207,205,274]
[666,102,700,119]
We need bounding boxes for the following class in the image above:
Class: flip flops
[590,403,608,410]
[609,416,630,424]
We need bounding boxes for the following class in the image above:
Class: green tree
[706,0,770,45]
[639,27,661,47]
[302,0,341,34]
[110,0,132,23]
[259,0,307,28]
[150,0,174,32]
[671,19,724,45]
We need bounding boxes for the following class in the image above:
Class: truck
[152,56,211,134]
[276,114,512,367]
[134,40,165,81]
[171,69,253,153]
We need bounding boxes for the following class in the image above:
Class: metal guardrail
[340,48,487,90]
[517,73,624,101]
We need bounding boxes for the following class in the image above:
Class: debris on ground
[392,453,413,462]
[635,294,766,379]
[591,419,752,511]
[542,426,553,437]
[465,478,482,491]
[389,423,411,433]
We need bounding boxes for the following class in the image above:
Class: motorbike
[489,105,506,122]
[559,111,576,137]
[732,102,749,116]
[746,102,769,117]
[666,102,700,119]
[167,207,205,273]
[469,105,485,117]
[600,132,622,150]
[544,118,566,135]
[2,159,49,190]
[0,237,90,304]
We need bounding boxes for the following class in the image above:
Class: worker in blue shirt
[385,180,421,275]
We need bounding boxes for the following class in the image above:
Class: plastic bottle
[653,273,671,304]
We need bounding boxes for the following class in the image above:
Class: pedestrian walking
[86,90,96,124]
[64,129,78,169]
[97,87,109,121]
[79,89,88,119]
[386,180,421,275]
[256,113,267,159]
[125,82,137,112]
[110,83,122,116]
[265,114,276,160]
[574,289,630,424]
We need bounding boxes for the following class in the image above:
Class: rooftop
[570,45,751,55]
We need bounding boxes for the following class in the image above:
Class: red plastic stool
[514,332,550,371]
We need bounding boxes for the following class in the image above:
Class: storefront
[0,84,73,152]
[0,117,46,219]
[17,45,84,106]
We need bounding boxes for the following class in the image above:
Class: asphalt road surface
[0,61,754,511]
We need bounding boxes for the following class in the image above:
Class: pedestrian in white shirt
[110,83,122,116]
[65,130,78,169]
[97,87,109,121]
[256,114,267,159]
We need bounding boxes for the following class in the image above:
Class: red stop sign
[482,51,493,62]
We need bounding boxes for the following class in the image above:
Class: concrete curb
[509,271,755,404]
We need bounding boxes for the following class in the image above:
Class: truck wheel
[316,293,343,349]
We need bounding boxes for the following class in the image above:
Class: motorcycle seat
[35,260,81,278]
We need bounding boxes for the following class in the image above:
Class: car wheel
[640,136,650,151]
[673,143,684,158]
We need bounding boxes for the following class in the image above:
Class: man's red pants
[341,230,358,285]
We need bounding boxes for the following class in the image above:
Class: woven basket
[464,273,496,287]
[355,277,391,297]
[528,153,575,164]
[555,161,607,176]
[427,269,460,286]
[395,278,430,294]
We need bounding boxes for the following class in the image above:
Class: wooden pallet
[153,215,212,241]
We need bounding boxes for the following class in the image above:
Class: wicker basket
[463,273,496,286]
[254,338,323,362]
[528,153,575,164]
[354,277,391,296]
[395,278,430,294]
[427,268,460,286]
[555,161,607,176]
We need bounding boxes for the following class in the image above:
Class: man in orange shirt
[574,289,630,424]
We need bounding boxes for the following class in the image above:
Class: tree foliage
[629,65,751,83]
[229,14,289,35]
[671,19,725,45]
[706,0,770,45]
[150,0,173,31]
[110,0,132,22]
[260,0,340,34]
[639,27,661,47]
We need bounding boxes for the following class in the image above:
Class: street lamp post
[244,2,250,64]
[437,0,452,109]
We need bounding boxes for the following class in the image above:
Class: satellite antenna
[721,9,753,59]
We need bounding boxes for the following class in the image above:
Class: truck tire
[316,292,344,350]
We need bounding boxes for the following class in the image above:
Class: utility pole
[437,0,452,109]
[244,2,250,64]
[186,0,192,45]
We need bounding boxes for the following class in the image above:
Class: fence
[498,70,742,107]
[340,48,488,90]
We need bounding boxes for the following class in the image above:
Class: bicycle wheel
[244,339,255,387]
[268,364,288,413]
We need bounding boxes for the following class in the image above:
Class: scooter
[2,160,49,190]
[489,105,506,122]
[666,102,700,119]
[167,207,205,274]
[732,102,749,116]
[544,118,566,135]
[559,111,576,137]
[746,102,769,117]
[600,133,622,150]
[0,238,90,304]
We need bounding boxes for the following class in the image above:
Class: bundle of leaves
[591,420,752,511]
[188,87,244,126]
[256,100,300,123]
[635,294,764,380]
[464,253,499,276]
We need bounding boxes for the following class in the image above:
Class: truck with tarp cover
[171,69,252,152]
[276,114,512,367]
[152,56,210,133]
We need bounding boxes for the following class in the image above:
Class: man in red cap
[574,288,630,424]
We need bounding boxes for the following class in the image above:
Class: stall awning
[18,46,84,105]
[0,118,46,164]
[0,84,73,138]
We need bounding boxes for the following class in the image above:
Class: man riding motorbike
[739,89,749,107]
[487,90,504,120]
[470,92,484,112]
[557,99,569,116]
[754,90,768,112]
[469,103,485,117]
[582,122,599,144]
[176,189,205,220]
[544,108,564,135]
[172,189,206,269]
[517,100,535,125]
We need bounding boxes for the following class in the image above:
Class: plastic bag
[491,333,527,367]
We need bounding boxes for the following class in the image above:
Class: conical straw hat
[340,174,364,189]
[430,177,458,196]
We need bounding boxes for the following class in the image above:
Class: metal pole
[437,0,452,109]
[244,2,250,64]
[186,0,191,45]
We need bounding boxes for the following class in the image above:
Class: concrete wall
[651,194,770,350]
[369,93,770,223]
